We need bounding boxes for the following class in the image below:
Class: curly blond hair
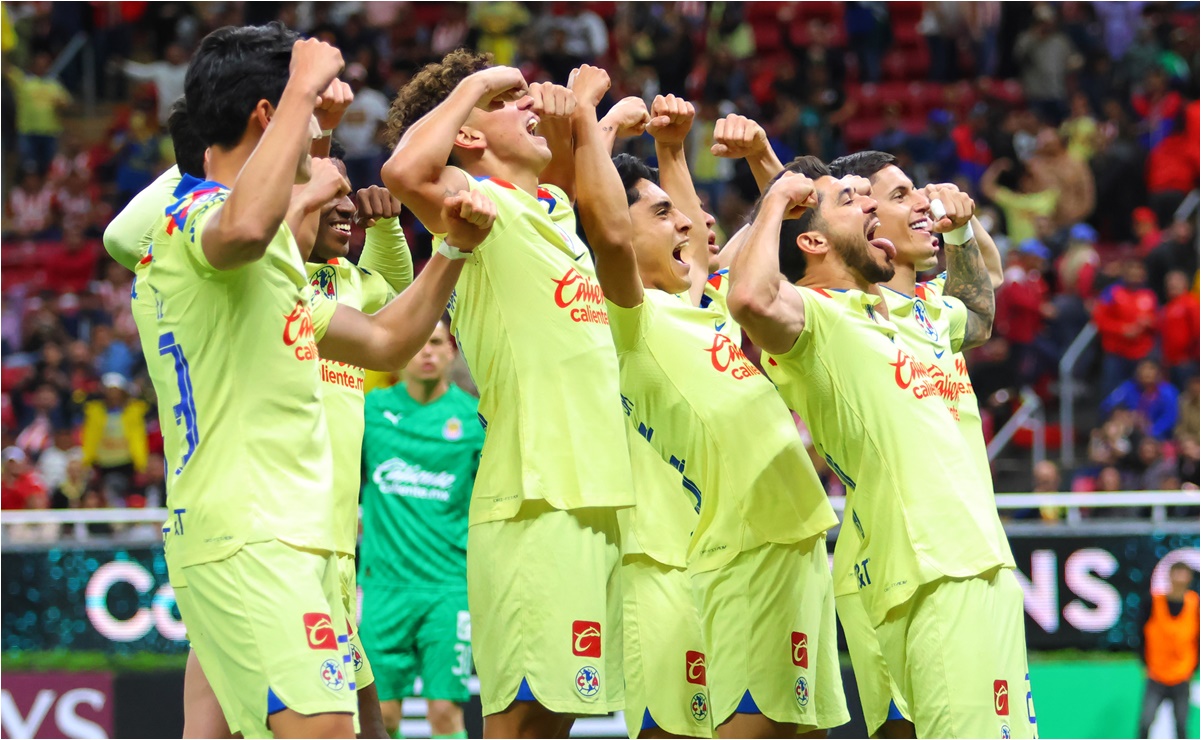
[384,49,494,148]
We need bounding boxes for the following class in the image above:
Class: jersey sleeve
[782,285,834,360]
[358,266,396,315]
[171,189,230,278]
[304,284,338,341]
[942,295,969,353]
[103,166,181,271]
[359,216,413,300]
[604,298,652,354]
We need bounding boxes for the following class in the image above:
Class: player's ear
[250,99,274,133]
[797,231,828,257]
[455,125,486,152]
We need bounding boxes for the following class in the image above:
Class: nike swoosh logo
[934,349,945,359]
[572,252,586,261]
[715,321,727,332]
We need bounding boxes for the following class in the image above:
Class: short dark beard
[837,237,894,284]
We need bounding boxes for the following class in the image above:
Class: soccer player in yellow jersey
[382,52,635,737]
[825,150,1009,738]
[728,159,1034,740]
[148,26,496,739]
[571,65,845,739]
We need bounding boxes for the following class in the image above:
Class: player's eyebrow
[837,187,853,204]
[648,198,673,213]
[889,185,907,198]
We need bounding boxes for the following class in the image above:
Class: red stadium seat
[844,118,883,150]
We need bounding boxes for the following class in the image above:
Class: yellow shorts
[835,591,910,735]
[179,540,358,738]
[338,553,375,691]
[691,536,847,731]
[876,567,1038,739]
[468,500,623,716]
[622,555,714,739]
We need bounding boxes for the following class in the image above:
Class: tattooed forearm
[943,238,995,350]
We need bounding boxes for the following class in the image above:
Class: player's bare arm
[647,94,710,306]
[711,113,785,193]
[926,184,995,350]
[310,78,353,158]
[318,189,497,370]
[382,66,526,233]
[969,215,1005,289]
[569,64,642,310]
[529,82,578,202]
[597,95,651,153]
[201,38,343,271]
[287,157,353,260]
[728,172,814,355]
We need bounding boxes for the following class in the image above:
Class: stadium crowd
[0,0,1198,530]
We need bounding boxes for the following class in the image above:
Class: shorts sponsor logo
[575,666,600,697]
[791,632,808,668]
[685,651,707,686]
[795,677,809,708]
[320,658,346,691]
[303,613,337,651]
[351,643,364,672]
[1001,723,1011,739]
[572,620,602,658]
[994,680,1009,715]
[690,692,708,721]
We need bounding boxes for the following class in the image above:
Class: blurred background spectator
[0,0,1197,530]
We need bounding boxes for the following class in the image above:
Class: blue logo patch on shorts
[321,658,346,691]
[690,692,708,720]
[575,666,600,697]
[795,677,809,708]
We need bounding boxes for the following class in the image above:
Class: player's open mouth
[708,230,717,247]
[330,221,352,236]
[672,243,688,266]
[909,218,932,235]
[526,115,541,137]
[866,219,897,260]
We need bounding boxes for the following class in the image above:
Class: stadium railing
[1058,322,1099,467]
[2,491,1197,541]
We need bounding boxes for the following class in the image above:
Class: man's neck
[1167,588,1189,602]
[470,157,542,198]
[799,262,872,293]
[882,261,919,297]
[405,377,450,405]
[207,142,257,188]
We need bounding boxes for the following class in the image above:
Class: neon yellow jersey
[306,257,395,555]
[104,166,181,270]
[699,268,742,346]
[437,171,634,524]
[618,426,697,568]
[763,286,1013,625]
[608,289,837,574]
[147,180,337,568]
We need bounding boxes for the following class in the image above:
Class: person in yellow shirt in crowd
[1138,562,1199,739]
[7,50,72,172]
[80,373,148,501]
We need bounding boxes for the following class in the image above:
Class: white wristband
[320,128,334,138]
[437,239,471,261]
[930,198,975,245]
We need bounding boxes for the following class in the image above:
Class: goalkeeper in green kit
[359,320,484,740]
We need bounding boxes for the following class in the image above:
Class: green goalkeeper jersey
[359,382,484,587]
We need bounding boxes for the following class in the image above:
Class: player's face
[467,95,552,172]
[868,165,939,272]
[812,175,896,284]
[629,179,693,295]
[312,160,357,261]
[402,322,455,383]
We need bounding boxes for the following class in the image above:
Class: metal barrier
[986,386,1046,464]
[1058,322,1099,467]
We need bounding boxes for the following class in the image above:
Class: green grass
[1,650,188,674]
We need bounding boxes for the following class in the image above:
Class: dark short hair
[1170,562,1194,574]
[185,22,299,149]
[167,96,206,179]
[385,49,493,148]
[328,138,346,161]
[612,154,660,206]
[829,150,897,181]
[748,155,831,282]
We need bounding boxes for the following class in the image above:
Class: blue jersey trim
[267,687,287,715]
[515,677,536,701]
[641,708,659,731]
[887,699,906,721]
